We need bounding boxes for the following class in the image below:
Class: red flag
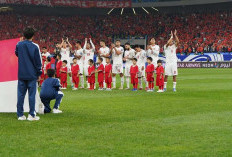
[0,38,19,82]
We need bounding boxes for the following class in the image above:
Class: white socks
[143,77,148,88]
[70,77,73,86]
[173,82,177,89]
[126,77,130,88]
[164,82,176,89]
[139,78,142,88]
[121,77,124,87]
[80,75,84,88]
[103,82,106,88]
[86,80,90,88]
[112,76,116,88]
[164,82,167,88]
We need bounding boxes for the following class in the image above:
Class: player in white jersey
[83,38,95,89]
[99,40,110,65]
[111,40,124,89]
[99,40,110,88]
[134,45,148,90]
[147,38,160,67]
[59,38,73,87]
[164,30,179,92]
[123,43,135,89]
[74,40,84,88]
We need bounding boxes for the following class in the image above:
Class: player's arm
[174,30,180,46]
[167,31,173,47]
[66,38,72,48]
[89,38,95,51]
[83,38,87,51]
[59,38,64,48]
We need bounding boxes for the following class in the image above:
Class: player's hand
[37,76,41,82]
[111,43,115,48]
[20,37,24,41]
[171,31,173,38]
[141,66,144,71]
[174,29,177,36]
[85,38,87,42]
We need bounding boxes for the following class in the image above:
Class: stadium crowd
[0,10,231,54]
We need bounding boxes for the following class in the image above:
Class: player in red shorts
[56,54,62,79]
[71,58,80,90]
[60,60,68,89]
[146,57,155,92]
[130,58,139,91]
[88,59,95,90]
[105,57,112,91]
[96,57,104,90]
[156,60,164,93]
[44,57,52,80]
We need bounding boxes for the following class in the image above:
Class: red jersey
[105,64,112,73]
[56,60,62,77]
[98,64,104,83]
[88,65,95,76]
[71,64,79,75]
[46,62,51,70]
[146,64,155,73]
[156,65,164,76]
[130,65,139,74]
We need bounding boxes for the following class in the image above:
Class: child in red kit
[105,57,112,91]
[60,60,68,89]
[130,58,139,91]
[71,58,80,90]
[146,57,155,92]
[45,57,52,80]
[88,59,95,90]
[56,54,62,78]
[156,60,164,93]
[96,57,104,90]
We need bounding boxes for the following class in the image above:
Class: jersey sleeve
[34,45,43,77]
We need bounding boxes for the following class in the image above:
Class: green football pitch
[0,68,232,157]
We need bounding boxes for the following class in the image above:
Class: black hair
[23,26,36,40]
[57,54,61,59]
[47,69,55,78]
[42,46,47,49]
[88,59,94,64]
[73,57,77,61]
[157,60,162,64]
[98,57,103,62]
[63,60,67,64]
[100,40,105,43]
[47,57,51,62]
[134,45,140,48]
[147,57,153,62]
[116,40,121,42]
[125,43,130,46]
[132,58,137,62]
[76,40,81,45]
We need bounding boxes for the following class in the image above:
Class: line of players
[40,30,179,92]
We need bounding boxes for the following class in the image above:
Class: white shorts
[124,65,131,77]
[138,65,145,77]
[83,64,89,76]
[78,63,84,74]
[165,62,178,76]
[112,64,123,74]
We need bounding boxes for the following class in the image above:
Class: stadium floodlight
[121,8,124,15]
[132,8,136,15]
[151,7,159,12]
[142,7,149,14]
[107,8,114,15]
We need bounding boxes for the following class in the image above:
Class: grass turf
[0,68,232,157]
